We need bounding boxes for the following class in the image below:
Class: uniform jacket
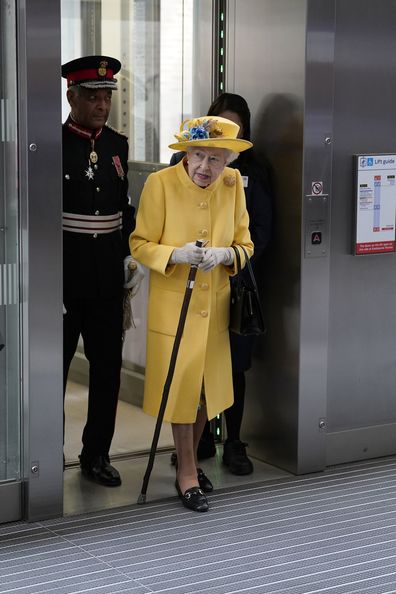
[63,118,135,299]
[130,159,253,423]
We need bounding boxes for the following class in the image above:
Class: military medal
[89,150,98,164]
[90,139,98,164]
[112,155,125,180]
[85,164,94,180]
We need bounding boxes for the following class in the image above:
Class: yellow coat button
[199,201,208,209]
[200,310,208,317]
[200,229,208,237]
[200,283,209,290]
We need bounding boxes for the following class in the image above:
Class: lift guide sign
[354,154,396,255]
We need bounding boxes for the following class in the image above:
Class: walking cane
[137,239,203,504]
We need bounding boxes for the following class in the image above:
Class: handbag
[229,245,266,336]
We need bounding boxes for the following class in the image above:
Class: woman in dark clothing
[170,93,272,475]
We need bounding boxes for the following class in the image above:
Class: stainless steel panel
[298,0,335,472]
[227,0,307,473]
[327,422,396,466]
[226,0,307,125]
[19,0,64,520]
[0,482,21,523]
[326,0,396,463]
[227,0,335,473]
[303,194,330,259]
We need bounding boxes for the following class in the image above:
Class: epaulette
[105,124,128,139]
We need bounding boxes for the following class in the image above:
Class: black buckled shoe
[222,439,254,475]
[197,468,213,492]
[79,454,121,487]
[175,481,209,512]
[171,457,213,493]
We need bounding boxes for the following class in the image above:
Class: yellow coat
[130,159,253,423]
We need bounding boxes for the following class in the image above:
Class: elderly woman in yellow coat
[130,116,253,512]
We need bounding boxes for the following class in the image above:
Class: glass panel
[0,0,21,482]
[61,0,211,460]
[61,0,194,163]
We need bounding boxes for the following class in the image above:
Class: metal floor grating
[2,457,396,593]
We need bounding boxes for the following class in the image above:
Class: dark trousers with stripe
[63,295,123,460]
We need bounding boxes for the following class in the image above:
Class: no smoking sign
[311,181,324,195]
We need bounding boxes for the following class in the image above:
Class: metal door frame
[0,0,22,524]
[18,0,64,521]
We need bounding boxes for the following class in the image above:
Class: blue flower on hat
[174,118,223,143]
[189,126,209,140]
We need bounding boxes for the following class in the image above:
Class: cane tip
[137,493,146,504]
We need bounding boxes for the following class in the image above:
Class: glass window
[0,0,21,482]
[61,0,211,164]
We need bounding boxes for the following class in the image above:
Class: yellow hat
[168,116,253,152]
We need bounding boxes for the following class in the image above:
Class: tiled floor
[3,457,396,593]
[63,380,289,517]
[63,447,291,516]
[64,380,174,463]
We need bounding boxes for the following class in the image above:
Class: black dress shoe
[171,458,213,493]
[197,468,213,492]
[79,455,121,487]
[175,480,209,512]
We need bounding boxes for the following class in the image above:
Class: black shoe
[175,480,209,512]
[197,431,216,460]
[197,468,213,492]
[223,439,254,475]
[79,454,121,487]
[171,456,213,493]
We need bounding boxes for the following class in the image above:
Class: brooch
[223,175,235,187]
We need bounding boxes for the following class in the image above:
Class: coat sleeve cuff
[156,246,177,276]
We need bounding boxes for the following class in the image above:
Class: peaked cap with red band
[61,55,121,90]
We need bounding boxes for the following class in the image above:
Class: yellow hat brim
[168,138,252,152]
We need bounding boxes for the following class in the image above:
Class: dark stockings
[225,370,246,441]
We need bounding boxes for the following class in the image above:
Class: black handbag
[229,246,266,336]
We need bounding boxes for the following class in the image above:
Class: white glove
[170,242,205,265]
[199,247,233,272]
[123,256,145,292]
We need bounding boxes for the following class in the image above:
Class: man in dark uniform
[61,56,143,486]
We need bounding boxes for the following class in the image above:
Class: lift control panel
[304,192,330,258]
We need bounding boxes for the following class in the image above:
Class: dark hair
[207,93,251,141]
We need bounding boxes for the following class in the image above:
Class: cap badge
[98,60,108,77]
